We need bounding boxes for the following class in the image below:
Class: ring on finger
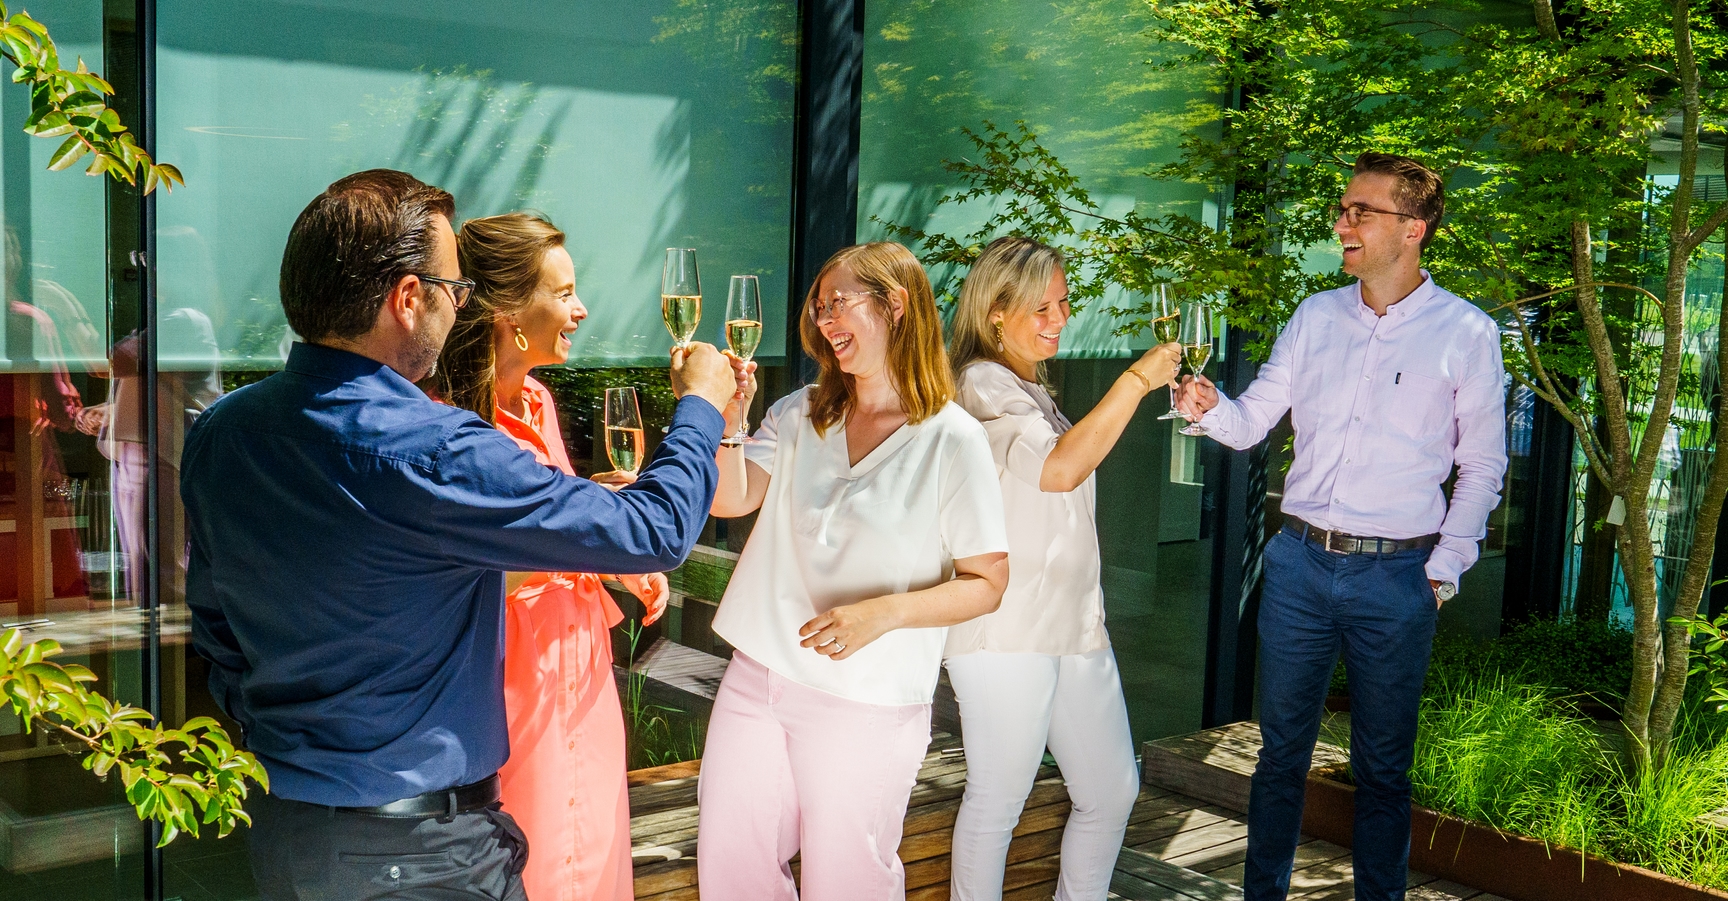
[834,642,846,652]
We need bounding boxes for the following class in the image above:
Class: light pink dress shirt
[1197,273,1508,585]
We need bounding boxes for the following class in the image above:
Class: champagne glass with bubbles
[604,387,645,475]
[662,249,701,350]
[1179,305,1214,437]
[722,275,762,447]
[1150,284,1184,420]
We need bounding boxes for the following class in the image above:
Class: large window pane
[858,0,1223,745]
[154,3,798,897]
[0,2,150,899]
[158,0,797,370]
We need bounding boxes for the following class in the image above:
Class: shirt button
[1353,415,1360,421]
[1365,374,1373,380]
[567,625,575,633]
[1344,458,1351,464]
[566,856,573,865]
[567,682,575,691]
[568,741,575,750]
[569,797,575,807]
[389,866,401,880]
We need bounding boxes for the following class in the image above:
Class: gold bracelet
[1123,368,1155,396]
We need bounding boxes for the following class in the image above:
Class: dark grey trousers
[248,791,530,900]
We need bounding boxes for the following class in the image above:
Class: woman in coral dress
[433,211,667,901]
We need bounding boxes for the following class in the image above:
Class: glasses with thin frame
[1328,202,1414,227]
[808,289,881,323]
[419,274,475,309]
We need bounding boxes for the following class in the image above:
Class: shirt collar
[284,342,426,397]
[1347,269,1436,325]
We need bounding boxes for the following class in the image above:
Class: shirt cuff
[670,395,726,444]
[1424,543,1469,586]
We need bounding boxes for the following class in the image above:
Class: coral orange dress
[494,375,633,901]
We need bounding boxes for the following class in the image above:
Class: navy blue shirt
[183,343,723,806]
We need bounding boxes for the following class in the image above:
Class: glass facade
[0,0,1631,898]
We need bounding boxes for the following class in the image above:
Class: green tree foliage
[0,629,267,846]
[886,0,1728,773]
[0,1,180,192]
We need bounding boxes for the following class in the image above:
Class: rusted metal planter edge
[1303,768,1728,901]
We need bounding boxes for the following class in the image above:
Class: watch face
[1437,582,1458,601]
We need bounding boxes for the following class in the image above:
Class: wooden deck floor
[626,722,1510,900]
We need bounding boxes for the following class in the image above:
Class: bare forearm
[873,573,1004,631]
[711,446,755,517]
[1040,373,1149,492]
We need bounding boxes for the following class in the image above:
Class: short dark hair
[280,169,456,342]
[1352,152,1444,250]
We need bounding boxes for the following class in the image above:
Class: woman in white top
[946,236,1182,901]
[697,242,1011,900]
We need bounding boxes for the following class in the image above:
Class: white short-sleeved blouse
[713,386,1010,706]
[945,362,1109,659]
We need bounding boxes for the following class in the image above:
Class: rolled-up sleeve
[1200,307,1301,450]
[1427,322,1509,584]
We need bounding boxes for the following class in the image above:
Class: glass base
[720,435,749,447]
[1157,409,1186,420]
[1179,423,1207,436]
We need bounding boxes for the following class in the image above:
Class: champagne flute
[1179,305,1214,437]
[604,387,646,475]
[662,248,701,350]
[721,275,762,447]
[1150,284,1185,420]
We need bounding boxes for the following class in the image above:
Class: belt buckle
[1317,527,1347,555]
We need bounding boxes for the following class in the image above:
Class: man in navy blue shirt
[183,169,738,899]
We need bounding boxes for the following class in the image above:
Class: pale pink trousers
[696,651,933,900]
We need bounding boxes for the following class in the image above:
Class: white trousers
[945,649,1140,901]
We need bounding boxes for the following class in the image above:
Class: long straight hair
[433,212,566,424]
[949,235,1065,385]
[800,242,954,436]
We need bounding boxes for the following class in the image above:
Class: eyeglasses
[808,289,882,323]
[1329,202,1415,227]
[419,274,476,309]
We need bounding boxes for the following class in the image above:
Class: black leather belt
[1286,518,1438,556]
[336,774,500,819]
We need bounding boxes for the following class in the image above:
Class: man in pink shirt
[1180,153,1507,901]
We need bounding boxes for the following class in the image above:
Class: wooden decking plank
[1163,834,1249,875]
[1135,816,1250,862]
[1112,846,1245,901]
[1406,879,1483,900]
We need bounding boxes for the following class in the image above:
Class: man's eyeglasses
[808,289,882,323]
[1329,202,1415,227]
[419,274,476,309]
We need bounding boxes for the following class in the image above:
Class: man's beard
[406,319,443,382]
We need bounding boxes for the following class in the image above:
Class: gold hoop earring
[993,320,1005,351]
[514,328,529,352]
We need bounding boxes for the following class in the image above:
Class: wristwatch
[1435,581,1457,603]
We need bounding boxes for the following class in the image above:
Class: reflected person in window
[944,236,1181,901]
[181,169,741,900]
[699,242,1010,900]
[1177,153,1508,901]
[429,211,667,901]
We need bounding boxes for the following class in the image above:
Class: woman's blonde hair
[432,212,566,424]
[800,242,953,436]
[949,236,1065,384]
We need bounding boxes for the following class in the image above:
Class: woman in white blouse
[946,236,1182,901]
[697,241,1011,900]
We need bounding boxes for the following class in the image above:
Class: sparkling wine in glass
[1150,284,1185,420]
[1179,305,1214,437]
[604,387,646,475]
[722,275,762,447]
[662,248,702,349]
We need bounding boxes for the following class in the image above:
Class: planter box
[1304,766,1728,901]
